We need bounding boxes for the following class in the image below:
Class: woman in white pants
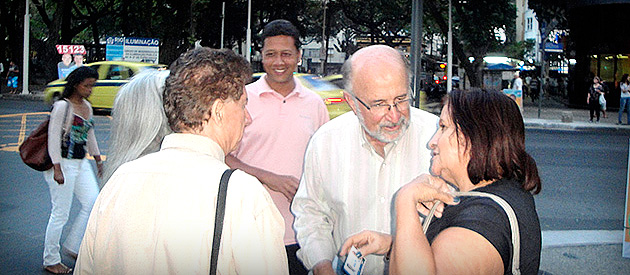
[43,66,102,274]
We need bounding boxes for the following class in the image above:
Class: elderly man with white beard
[292,45,439,275]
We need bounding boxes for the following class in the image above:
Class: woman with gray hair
[102,69,172,184]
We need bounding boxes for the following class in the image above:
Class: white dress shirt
[292,108,438,274]
[76,133,288,275]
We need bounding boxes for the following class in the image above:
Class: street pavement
[2,90,630,274]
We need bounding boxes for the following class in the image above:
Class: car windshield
[299,75,339,91]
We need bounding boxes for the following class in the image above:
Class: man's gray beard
[356,109,410,144]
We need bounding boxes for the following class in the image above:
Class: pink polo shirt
[232,76,329,245]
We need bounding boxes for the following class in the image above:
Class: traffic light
[439,63,446,69]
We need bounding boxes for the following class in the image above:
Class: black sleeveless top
[426,178,541,274]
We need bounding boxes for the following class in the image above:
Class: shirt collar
[160,133,226,162]
[249,74,307,99]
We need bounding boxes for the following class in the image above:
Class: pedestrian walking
[42,66,102,274]
[587,76,605,122]
[6,61,19,94]
[619,74,630,124]
[530,76,540,102]
[600,79,609,118]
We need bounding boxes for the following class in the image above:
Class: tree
[528,0,569,86]
[335,0,412,48]
[528,0,568,31]
[30,0,120,81]
[0,0,24,70]
[425,0,517,87]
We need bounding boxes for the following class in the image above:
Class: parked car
[44,61,167,109]
[322,74,344,89]
[251,73,351,119]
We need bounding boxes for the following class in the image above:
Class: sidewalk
[3,90,630,274]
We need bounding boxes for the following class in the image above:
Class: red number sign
[55,45,87,55]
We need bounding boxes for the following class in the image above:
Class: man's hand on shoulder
[225,154,299,201]
[261,173,299,202]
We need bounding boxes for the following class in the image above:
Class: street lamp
[410,0,423,108]
[221,2,225,49]
[446,0,453,93]
[22,0,30,94]
[246,0,251,62]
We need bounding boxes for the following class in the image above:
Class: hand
[312,260,336,275]
[397,174,457,217]
[263,173,299,202]
[340,230,392,257]
[96,162,104,178]
[53,164,64,185]
[225,155,299,201]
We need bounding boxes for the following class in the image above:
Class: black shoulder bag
[210,169,236,275]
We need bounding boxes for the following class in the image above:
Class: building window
[527,18,533,31]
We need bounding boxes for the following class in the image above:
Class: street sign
[105,36,160,63]
[55,45,86,55]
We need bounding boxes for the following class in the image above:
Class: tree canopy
[2,0,525,87]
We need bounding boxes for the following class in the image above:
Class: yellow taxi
[44,61,167,109]
[252,73,351,119]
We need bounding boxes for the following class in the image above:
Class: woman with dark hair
[618,74,630,125]
[43,66,102,274]
[340,89,542,274]
[587,76,605,122]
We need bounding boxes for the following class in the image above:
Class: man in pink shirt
[227,19,329,274]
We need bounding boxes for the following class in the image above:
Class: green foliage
[504,39,535,61]
[335,0,412,47]
[4,0,529,85]
[528,0,568,30]
[424,0,518,87]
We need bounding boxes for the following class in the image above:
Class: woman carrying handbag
[43,66,102,274]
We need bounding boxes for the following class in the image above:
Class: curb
[0,93,44,101]
[542,230,624,248]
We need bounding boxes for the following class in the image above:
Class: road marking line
[0,112,49,118]
[18,114,26,145]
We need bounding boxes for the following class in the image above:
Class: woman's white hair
[102,69,172,185]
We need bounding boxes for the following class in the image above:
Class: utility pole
[22,0,30,94]
[410,0,424,108]
[446,0,453,93]
[246,0,251,61]
[220,2,225,49]
[538,19,557,118]
[320,0,328,75]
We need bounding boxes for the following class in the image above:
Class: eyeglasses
[352,94,411,114]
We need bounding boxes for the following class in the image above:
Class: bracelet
[95,160,103,164]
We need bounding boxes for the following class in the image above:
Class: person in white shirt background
[618,73,630,125]
[512,71,523,91]
[291,45,439,275]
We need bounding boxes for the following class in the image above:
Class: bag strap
[422,191,521,275]
[458,191,521,275]
[210,169,235,275]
